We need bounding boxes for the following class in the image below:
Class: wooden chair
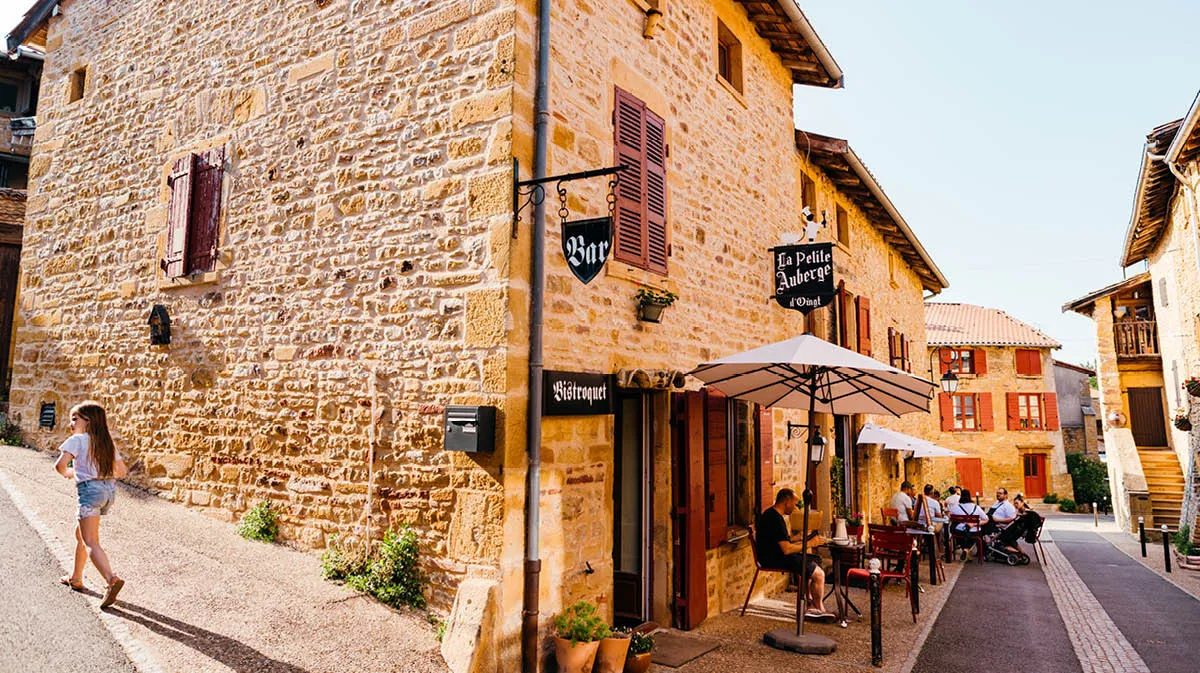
[949,514,984,564]
[881,507,899,525]
[847,528,918,623]
[1031,516,1047,564]
[741,523,801,617]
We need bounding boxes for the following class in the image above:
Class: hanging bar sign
[561,217,613,284]
[771,242,835,314]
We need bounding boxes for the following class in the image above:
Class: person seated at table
[889,480,916,523]
[914,484,942,528]
[949,488,989,558]
[756,488,832,618]
[996,496,1042,554]
[944,486,961,509]
[983,487,1017,535]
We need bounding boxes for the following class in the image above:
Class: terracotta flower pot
[638,302,668,323]
[555,638,600,673]
[624,652,653,673]
[594,636,631,673]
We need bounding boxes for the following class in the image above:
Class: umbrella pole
[797,381,818,636]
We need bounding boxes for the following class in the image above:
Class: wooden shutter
[939,393,954,432]
[974,348,987,375]
[1016,349,1042,376]
[757,406,774,511]
[902,336,911,372]
[187,147,224,274]
[978,393,994,431]
[836,281,848,348]
[888,327,897,365]
[681,391,708,629]
[644,110,668,274]
[956,457,983,496]
[613,88,646,268]
[705,388,728,549]
[1044,393,1059,430]
[856,296,871,356]
[163,154,195,278]
[1006,392,1021,430]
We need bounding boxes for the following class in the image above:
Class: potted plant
[1185,377,1200,398]
[624,631,655,673]
[595,628,631,673]
[552,600,610,673]
[844,510,864,542]
[635,287,678,323]
[1174,412,1192,432]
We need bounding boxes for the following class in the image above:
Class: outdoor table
[820,540,865,628]
[905,527,938,587]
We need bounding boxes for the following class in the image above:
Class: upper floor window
[1017,394,1042,429]
[68,67,87,103]
[0,83,18,113]
[836,205,850,247]
[715,20,743,94]
[952,394,977,431]
[613,87,668,275]
[948,349,975,374]
[1015,348,1042,376]
[888,328,911,372]
[163,147,226,278]
[1007,392,1059,431]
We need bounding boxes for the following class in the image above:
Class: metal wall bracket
[511,157,628,239]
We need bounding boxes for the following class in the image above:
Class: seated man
[889,480,917,523]
[914,483,943,528]
[948,488,989,557]
[984,487,1017,535]
[756,488,831,618]
[944,486,962,509]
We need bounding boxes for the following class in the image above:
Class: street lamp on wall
[928,347,959,394]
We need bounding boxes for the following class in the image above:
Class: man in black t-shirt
[755,488,830,617]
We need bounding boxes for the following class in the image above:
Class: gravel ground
[0,446,447,673]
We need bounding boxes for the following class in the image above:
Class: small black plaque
[39,402,56,428]
[771,242,835,314]
[543,371,614,416]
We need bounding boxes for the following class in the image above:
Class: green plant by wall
[1066,453,1110,512]
[346,527,427,610]
[1057,498,1076,513]
[0,415,22,447]
[551,600,611,645]
[1173,525,1200,556]
[236,501,279,543]
[1042,492,1058,504]
[629,631,655,655]
[427,613,447,642]
[320,535,369,581]
[830,456,845,511]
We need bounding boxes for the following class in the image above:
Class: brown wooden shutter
[902,336,911,372]
[1006,392,1021,430]
[836,281,848,347]
[856,296,871,356]
[1043,393,1059,430]
[757,405,774,511]
[164,154,195,278]
[644,110,668,274]
[681,391,708,629]
[888,327,896,365]
[978,393,994,431]
[939,393,954,432]
[705,388,728,548]
[613,87,646,268]
[974,348,988,375]
[187,147,224,274]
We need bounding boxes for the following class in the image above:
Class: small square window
[0,83,17,113]
[68,67,87,103]
[715,20,743,94]
[836,206,850,247]
[801,172,816,213]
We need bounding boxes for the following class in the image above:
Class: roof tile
[925,302,1060,349]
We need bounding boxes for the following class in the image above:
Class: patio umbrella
[857,422,966,458]
[689,334,935,652]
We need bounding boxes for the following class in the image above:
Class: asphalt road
[0,486,137,673]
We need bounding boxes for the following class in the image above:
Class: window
[953,394,977,430]
[836,205,850,247]
[163,147,226,278]
[856,296,871,356]
[948,349,974,374]
[728,400,755,527]
[1016,394,1042,429]
[715,20,743,94]
[1015,349,1042,376]
[0,83,17,113]
[888,251,896,283]
[941,392,993,432]
[68,67,87,103]
[613,88,668,274]
[888,328,912,372]
[801,171,817,214]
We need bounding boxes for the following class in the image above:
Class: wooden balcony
[1,117,34,157]
[1115,320,1159,358]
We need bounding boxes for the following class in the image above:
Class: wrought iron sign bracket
[511,158,628,238]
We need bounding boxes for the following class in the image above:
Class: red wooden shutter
[856,296,871,356]
[956,457,983,496]
[1028,350,1043,376]
[1014,350,1027,375]
[613,87,646,268]
[939,393,954,432]
[978,393,994,431]
[836,281,848,347]
[644,110,668,274]
[939,350,952,375]
[902,336,911,372]
[682,391,708,629]
[705,388,728,548]
[1006,392,1021,430]
[757,406,774,511]
[888,327,897,365]
[187,147,224,274]
[1044,393,1059,430]
[974,348,987,375]
[163,154,195,278]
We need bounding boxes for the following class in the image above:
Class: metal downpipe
[522,0,551,670]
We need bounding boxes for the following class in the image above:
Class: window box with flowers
[1185,377,1200,399]
[635,287,677,323]
[1174,412,1192,432]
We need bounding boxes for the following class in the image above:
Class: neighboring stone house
[923,303,1072,503]
[6,1,948,670]
[1054,359,1099,457]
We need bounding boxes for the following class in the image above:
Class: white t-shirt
[945,493,961,509]
[889,491,914,522]
[916,495,942,520]
[59,433,121,484]
[990,500,1017,525]
[950,502,988,530]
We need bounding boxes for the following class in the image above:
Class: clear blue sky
[795,0,1200,366]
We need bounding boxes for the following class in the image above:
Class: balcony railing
[1115,320,1159,357]
[5,117,35,152]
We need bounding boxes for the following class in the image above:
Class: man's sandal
[59,576,84,592]
[100,577,124,608]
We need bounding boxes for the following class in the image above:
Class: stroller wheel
[1005,554,1019,566]
[1019,554,1031,565]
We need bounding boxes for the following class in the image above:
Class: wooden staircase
[1138,449,1184,533]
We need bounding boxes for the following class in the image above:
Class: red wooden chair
[741,523,803,617]
[881,507,899,524]
[847,528,918,623]
[949,514,984,564]
[1031,516,1047,564]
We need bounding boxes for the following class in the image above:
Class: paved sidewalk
[0,446,446,673]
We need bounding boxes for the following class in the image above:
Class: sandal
[59,576,84,592]
[100,577,124,608]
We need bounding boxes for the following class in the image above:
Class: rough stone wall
[12,0,517,636]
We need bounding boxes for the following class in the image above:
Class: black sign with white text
[772,242,835,314]
[561,217,613,285]
[543,370,615,416]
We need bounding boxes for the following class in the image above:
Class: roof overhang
[1062,272,1151,316]
[1053,359,1095,376]
[1166,89,1200,167]
[742,1,843,88]
[797,130,948,293]
[1121,121,1181,267]
[4,0,55,55]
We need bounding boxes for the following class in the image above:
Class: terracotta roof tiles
[925,302,1060,349]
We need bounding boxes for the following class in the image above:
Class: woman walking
[54,401,127,608]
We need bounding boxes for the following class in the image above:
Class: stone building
[922,303,1072,504]
[6,1,947,670]
[1053,359,1099,457]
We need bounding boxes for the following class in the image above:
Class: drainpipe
[522,0,551,671]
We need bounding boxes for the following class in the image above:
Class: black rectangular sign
[772,242,835,314]
[543,370,615,416]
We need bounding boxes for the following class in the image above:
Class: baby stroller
[984,509,1043,566]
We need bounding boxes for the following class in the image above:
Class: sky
[4,1,1199,365]
[794,0,1200,366]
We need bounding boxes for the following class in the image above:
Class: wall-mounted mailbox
[444,405,496,453]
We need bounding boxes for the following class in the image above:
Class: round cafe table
[820,540,865,628]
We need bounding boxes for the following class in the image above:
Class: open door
[613,392,649,626]
[670,392,707,630]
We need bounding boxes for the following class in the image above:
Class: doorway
[1022,454,1047,499]
[613,391,650,626]
[833,415,856,514]
[1128,387,1168,447]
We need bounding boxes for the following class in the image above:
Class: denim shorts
[77,479,117,520]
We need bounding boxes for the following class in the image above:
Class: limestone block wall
[11,0,518,630]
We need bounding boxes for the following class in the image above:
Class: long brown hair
[71,401,116,478]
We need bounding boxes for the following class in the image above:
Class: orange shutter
[705,389,728,549]
[902,336,911,372]
[1006,392,1021,430]
[939,393,954,432]
[974,348,988,375]
[757,406,774,510]
[857,296,872,356]
[978,393,995,431]
[1030,350,1043,376]
[1044,393,1060,430]
[613,87,647,268]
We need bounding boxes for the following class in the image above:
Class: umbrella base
[763,629,836,654]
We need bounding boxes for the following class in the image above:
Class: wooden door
[1023,454,1047,498]
[670,392,707,630]
[956,457,983,499]
[613,393,647,625]
[0,243,20,389]
[1128,387,1168,447]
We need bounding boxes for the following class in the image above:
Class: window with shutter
[757,406,774,511]
[901,336,911,372]
[1015,349,1041,376]
[187,147,225,274]
[613,88,668,275]
[163,155,194,278]
[856,296,871,356]
[978,393,994,431]
[704,388,728,548]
